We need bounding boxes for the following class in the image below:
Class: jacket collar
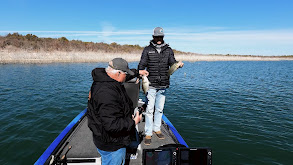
[150,41,169,51]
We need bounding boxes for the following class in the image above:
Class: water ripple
[1,61,293,165]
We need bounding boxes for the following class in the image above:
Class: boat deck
[56,114,179,165]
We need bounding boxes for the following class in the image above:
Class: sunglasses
[119,71,128,75]
[153,36,164,39]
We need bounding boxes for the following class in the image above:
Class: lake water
[0,61,292,165]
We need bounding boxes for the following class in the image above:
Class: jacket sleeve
[97,87,135,134]
[168,48,177,66]
[138,48,148,70]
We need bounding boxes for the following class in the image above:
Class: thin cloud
[0,30,150,36]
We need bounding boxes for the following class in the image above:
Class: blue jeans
[145,88,166,136]
[97,148,126,165]
[97,131,139,165]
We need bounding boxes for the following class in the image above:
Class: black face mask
[153,36,164,44]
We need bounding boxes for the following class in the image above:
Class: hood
[91,68,116,82]
[150,41,169,49]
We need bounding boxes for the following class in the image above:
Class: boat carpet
[57,115,178,164]
[128,116,179,164]
[61,116,100,158]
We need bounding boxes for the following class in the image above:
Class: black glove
[139,104,147,114]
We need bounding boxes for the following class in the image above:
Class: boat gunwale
[162,114,189,148]
[34,109,87,165]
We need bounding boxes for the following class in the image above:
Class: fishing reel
[48,143,72,165]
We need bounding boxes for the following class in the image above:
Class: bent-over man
[87,58,145,165]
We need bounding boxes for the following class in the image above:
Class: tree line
[0,33,187,54]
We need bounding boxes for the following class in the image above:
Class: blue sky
[1,0,293,56]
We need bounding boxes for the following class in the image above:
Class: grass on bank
[0,33,189,54]
[0,33,292,64]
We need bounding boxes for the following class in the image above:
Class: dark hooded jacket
[87,68,138,151]
[138,41,177,88]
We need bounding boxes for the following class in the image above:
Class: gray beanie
[153,27,164,36]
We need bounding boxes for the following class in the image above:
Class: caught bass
[168,61,182,76]
[142,75,150,94]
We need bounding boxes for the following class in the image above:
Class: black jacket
[87,68,137,151]
[138,42,177,88]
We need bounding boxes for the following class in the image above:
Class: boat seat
[124,79,140,108]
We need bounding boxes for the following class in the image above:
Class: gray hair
[105,66,121,74]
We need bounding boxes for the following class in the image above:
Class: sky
[1,0,293,56]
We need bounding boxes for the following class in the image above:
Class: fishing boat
[35,80,212,165]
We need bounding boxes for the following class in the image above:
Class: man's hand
[179,61,184,68]
[139,70,149,76]
[133,111,142,125]
[88,91,91,100]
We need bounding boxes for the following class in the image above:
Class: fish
[142,75,150,94]
[168,61,182,76]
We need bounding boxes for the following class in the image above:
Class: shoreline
[1,50,292,64]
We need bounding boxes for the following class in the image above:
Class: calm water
[0,61,292,165]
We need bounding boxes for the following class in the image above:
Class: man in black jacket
[138,27,184,145]
[87,58,145,165]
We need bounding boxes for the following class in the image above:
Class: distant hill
[1,33,292,64]
[0,33,189,54]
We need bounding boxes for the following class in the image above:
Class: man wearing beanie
[138,27,184,145]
